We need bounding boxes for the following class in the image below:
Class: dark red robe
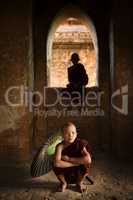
[53,137,91,184]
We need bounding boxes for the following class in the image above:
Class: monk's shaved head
[63,122,76,131]
[62,122,77,143]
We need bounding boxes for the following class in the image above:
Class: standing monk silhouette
[67,53,89,102]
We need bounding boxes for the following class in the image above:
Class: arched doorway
[33,2,111,151]
[47,5,99,88]
[42,5,100,146]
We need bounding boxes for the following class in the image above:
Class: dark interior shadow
[0,179,59,193]
[0,165,58,192]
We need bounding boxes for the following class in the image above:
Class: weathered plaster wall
[0,0,33,163]
[111,1,133,160]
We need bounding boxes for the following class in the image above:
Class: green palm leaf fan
[31,130,63,177]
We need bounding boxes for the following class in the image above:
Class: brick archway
[47,5,99,88]
[33,1,111,151]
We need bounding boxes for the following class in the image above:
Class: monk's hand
[81,147,88,155]
[62,155,70,162]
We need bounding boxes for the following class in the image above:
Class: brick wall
[50,27,97,87]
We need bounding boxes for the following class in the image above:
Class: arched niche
[47,5,99,88]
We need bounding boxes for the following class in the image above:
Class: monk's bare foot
[76,183,87,193]
[58,183,67,192]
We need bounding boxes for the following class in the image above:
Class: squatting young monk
[53,122,92,193]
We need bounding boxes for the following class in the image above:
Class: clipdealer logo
[4,84,128,116]
[111,84,128,115]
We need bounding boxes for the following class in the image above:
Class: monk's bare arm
[67,147,92,165]
[54,143,79,168]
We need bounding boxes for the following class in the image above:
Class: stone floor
[0,153,133,200]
